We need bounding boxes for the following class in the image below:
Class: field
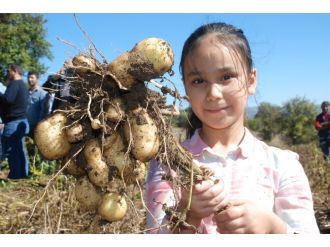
[0,131,329,234]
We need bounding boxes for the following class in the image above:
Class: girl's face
[183,34,256,131]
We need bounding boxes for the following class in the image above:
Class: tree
[246,102,281,141]
[280,97,318,144]
[0,14,53,82]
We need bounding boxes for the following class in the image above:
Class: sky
[40,13,330,109]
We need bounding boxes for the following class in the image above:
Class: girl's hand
[213,199,287,234]
[180,177,228,226]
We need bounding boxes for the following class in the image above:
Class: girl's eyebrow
[185,66,236,77]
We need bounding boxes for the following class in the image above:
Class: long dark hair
[180,22,254,138]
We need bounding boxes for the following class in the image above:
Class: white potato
[34,113,72,160]
[98,192,127,222]
[84,139,109,188]
[75,176,102,211]
[124,108,159,162]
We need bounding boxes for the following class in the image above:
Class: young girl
[146,22,319,234]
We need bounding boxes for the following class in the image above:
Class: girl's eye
[192,79,205,84]
[222,74,234,81]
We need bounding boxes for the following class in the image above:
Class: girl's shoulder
[243,129,299,161]
[253,136,302,171]
[269,145,300,165]
[180,129,207,155]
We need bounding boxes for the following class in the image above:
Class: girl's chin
[202,122,230,131]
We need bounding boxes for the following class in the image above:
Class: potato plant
[34,37,209,228]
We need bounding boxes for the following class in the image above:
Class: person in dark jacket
[314,101,330,159]
[0,64,30,179]
[0,82,6,165]
[43,62,73,113]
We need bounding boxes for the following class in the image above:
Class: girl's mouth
[205,106,228,113]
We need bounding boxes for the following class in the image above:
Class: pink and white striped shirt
[146,128,319,234]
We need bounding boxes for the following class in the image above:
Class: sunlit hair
[321,101,330,109]
[27,71,39,79]
[179,22,254,138]
[7,64,23,76]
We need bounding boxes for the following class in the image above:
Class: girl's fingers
[227,199,246,207]
[214,211,245,234]
[213,196,230,212]
[214,202,244,223]
[190,185,228,216]
[185,176,228,218]
[216,217,243,233]
[195,178,225,195]
[193,179,214,193]
[217,225,245,234]
[199,165,215,177]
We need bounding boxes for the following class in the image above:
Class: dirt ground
[0,170,146,234]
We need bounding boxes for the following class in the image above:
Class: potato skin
[107,37,174,89]
[83,139,110,188]
[130,37,174,80]
[75,176,102,211]
[124,108,159,162]
[107,52,137,89]
[72,54,96,76]
[34,113,72,160]
[104,98,125,122]
[122,160,146,185]
[103,132,131,175]
[66,123,85,143]
[98,193,127,222]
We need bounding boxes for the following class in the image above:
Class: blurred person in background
[0,81,6,168]
[0,64,30,179]
[26,71,47,138]
[43,60,74,113]
[314,101,330,159]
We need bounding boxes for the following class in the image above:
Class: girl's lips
[205,106,229,113]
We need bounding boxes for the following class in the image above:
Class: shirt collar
[237,128,255,158]
[181,127,255,159]
[29,86,40,92]
[181,129,208,156]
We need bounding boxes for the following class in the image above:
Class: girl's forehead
[185,38,243,69]
[186,33,251,72]
[190,34,239,60]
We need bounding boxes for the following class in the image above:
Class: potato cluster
[34,37,176,222]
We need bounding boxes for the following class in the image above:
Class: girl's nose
[206,83,223,101]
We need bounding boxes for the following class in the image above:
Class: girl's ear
[247,68,257,95]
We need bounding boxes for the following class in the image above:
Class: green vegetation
[26,137,59,176]
[246,97,318,145]
[0,13,53,81]
[247,102,281,141]
[280,97,318,144]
